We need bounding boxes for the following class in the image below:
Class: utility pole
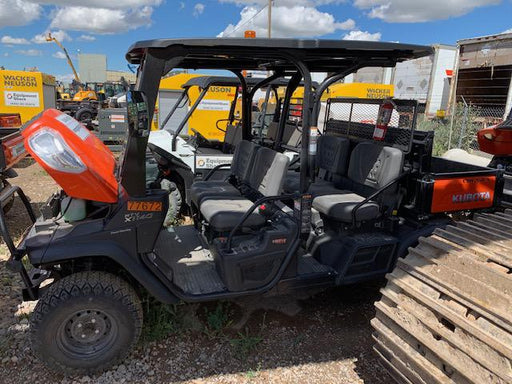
[268,0,272,38]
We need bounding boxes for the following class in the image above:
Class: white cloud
[218,5,355,38]
[4,52,9,57]
[343,30,381,41]
[50,6,154,34]
[52,51,67,59]
[220,0,346,5]
[16,49,42,56]
[502,28,512,34]
[1,36,30,45]
[32,0,162,9]
[180,1,185,9]
[78,34,96,41]
[0,0,41,27]
[193,3,205,16]
[32,30,71,44]
[353,0,501,23]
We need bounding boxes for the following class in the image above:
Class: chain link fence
[417,102,507,156]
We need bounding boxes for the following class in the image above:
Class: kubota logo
[452,192,491,203]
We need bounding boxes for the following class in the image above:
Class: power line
[224,3,268,37]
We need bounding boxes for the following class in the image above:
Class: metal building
[451,33,512,117]
[78,54,107,83]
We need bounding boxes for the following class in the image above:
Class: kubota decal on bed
[431,175,496,213]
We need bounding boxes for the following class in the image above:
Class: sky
[0,0,511,81]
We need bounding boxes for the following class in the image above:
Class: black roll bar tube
[204,163,232,181]
[232,71,250,140]
[226,193,300,250]
[172,87,208,151]
[311,64,362,127]
[275,72,302,150]
[350,171,411,226]
[292,60,313,195]
[248,71,285,142]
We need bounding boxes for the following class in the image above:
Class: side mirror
[126,90,149,137]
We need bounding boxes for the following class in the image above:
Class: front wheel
[30,271,143,375]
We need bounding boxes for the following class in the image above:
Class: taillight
[2,135,26,166]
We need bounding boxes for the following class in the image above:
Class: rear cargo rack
[324,98,418,153]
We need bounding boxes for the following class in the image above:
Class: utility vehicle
[3,39,510,381]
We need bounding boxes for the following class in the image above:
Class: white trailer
[392,44,456,117]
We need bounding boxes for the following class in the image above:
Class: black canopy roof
[180,75,318,90]
[126,38,433,72]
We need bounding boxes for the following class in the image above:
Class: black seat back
[231,140,259,183]
[266,122,279,141]
[346,142,404,201]
[316,135,350,182]
[249,147,290,197]
[223,123,243,153]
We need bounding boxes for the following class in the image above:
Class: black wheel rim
[57,309,118,359]
[79,112,92,121]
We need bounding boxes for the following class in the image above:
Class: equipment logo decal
[127,201,163,212]
[431,176,496,213]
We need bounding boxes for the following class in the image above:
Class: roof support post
[122,52,166,197]
[311,64,361,126]
[276,71,302,150]
[232,71,250,140]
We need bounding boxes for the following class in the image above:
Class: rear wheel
[161,178,183,225]
[30,271,143,375]
[75,108,94,124]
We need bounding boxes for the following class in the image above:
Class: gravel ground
[0,159,393,384]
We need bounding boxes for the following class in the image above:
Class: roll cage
[123,38,432,197]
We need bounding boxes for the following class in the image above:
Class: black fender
[393,217,453,265]
[37,238,179,304]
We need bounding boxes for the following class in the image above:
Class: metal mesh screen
[324,98,418,153]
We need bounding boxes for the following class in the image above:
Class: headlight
[28,128,86,173]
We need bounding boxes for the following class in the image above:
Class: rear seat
[284,135,350,195]
[200,147,290,231]
[313,141,403,223]
[189,140,259,206]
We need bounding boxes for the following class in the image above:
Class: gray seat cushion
[200,198,265,231]
[190,181,240,206]
[283,173,340,196]
[313,192,380,222]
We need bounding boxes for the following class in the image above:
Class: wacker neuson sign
[0,69,55,123]
[4,91,40,107]
[3,74,38,88]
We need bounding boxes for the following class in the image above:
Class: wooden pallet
[372,210,512,384]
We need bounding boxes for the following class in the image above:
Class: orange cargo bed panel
[431,175,496,213]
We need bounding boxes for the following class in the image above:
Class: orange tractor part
[22,109,119,203]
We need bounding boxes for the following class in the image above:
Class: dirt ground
[0,159,393,384]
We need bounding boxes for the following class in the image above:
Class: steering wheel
[190,127,213,147]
